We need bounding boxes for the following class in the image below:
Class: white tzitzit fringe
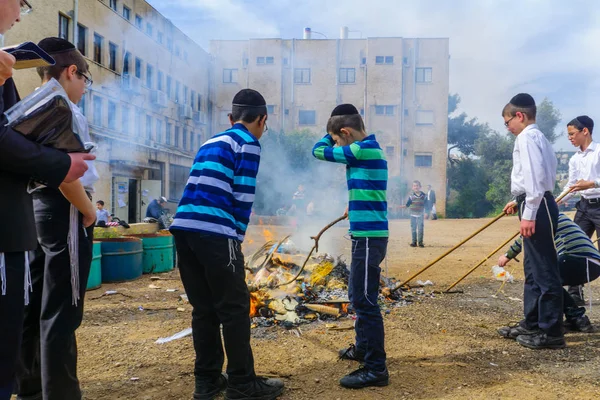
[68,204,80,306]
[0,253,6,296]
[24,252,32,305]
[364,237,375,306]
[228,239,237,272]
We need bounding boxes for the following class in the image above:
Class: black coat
[426,190,437,208]
[0,78,71,252]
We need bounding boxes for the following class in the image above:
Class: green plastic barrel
[86,241,102,290]
[129,234,174,274]
[100,237,143,282]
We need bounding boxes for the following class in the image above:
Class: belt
[582,197,600,205]
[516,191,552,204]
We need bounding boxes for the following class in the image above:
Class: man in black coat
[425,185,437,220]
[0,3,95,398]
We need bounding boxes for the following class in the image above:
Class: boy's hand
[503,201,517,214]
[498,255,510,267]
[83,213,96,228]
[0,50,16,86]
[571,179,595,192]
[520,219,535,238]
[64,153,96,183]
[343,206,348,219]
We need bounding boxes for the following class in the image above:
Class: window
[166,75,172,98]
[183,128,187,150]
[174,126,180,147]
[122,106,130,134]
[146,23,153,37]
[108,101,117,130]
[135,15,143,29]
[166,122,172,145]
[184,86,188,104]
[157,32,163,44]
[109,42,117,71]
[146,64,153,88]
[223,69,238,83]
[415,154,433,168]
[190,132,194,152]
[339,68,355,84]
[175,46,180,57]
[266,56,274,64]
[283,57,288,65]
[77,24,87,55]
[376,56,394,65]
[93,33,103,64]
[93,96,103,126]
[78,93,87,116]
[146,115,152,140]
[122,5,131,20]
[299,110,316,125]
[294,68,311,84]
[123,52,131,75]
[386,146,394,157]
[135,57,142,79]
[175,81,180,102]
[197,94,202,111]
[135,109,142,137]
[157,70,164,91]
[375,105,394,115]
[267,105,275,114]
[169,164,189,201]
[416,110,434,125]
[257,57,265,65]
[110,0,117,11]
[156,119,163,143]
[167,38,173,52]
[416,67,433,83]
[58,14,69,40]
[191,90,196,109]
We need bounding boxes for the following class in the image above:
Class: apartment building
[6,0,210,222]
[210,30,449,215]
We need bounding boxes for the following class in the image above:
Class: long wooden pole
[444,231,520,292]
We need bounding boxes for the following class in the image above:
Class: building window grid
[415,154,433,168]
[223,68,238,83]
[294,68,311,84]
[122,6,131,20]
[146,64,153,88]
[135,15,143,29]
[169,164,189,202]
[109,0,117,11]
[108,101,117,130]
[166,122,172,145]
[108,42,117,71]
[146,115,153,141]
[339,68,356,84]
[375,56,394,65]
[299,110,316,125]
[416,67,433,83]
[93,33,103,65]
[156,119,163,144]
[375,105,395,116]
[135,57,142,79]
[93,96,103,126]
[77,24,87,55]
[157,71,164,91]
[58,14,69,40]
[122,107,130,134]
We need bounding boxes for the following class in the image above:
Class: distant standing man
[425,185,437,220]
[558,116,598,305]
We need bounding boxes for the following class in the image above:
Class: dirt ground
[71,216,600,400]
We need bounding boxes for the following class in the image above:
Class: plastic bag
[491,265,514,283]
[4,78,86,153]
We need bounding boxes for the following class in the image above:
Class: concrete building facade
[210,33,449,215]
[6,0,210,222]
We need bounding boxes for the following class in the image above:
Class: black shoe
[568,285,585,306]
[339,366,389,389]
[338,344,365,362]
[410,243,417,247]
[516,332,566,349]
[16,394,43,400]
[226,377,284,400]
[567,315,595,333]
[497,322,539,339]
[418,243,424,248]
[194,374,227,400]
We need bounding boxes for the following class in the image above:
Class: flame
[249,292,261,317]
[263,228,274,243]
[341,303,349,313]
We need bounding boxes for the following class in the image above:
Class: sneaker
[516,332,566,349]
[497,322,539,339]
[418,243,424,248]
[194,374,227,400]
[339,366,389,389]
[567,315,595,333]
[338,344,365,362]
[225,377,284,400]
[410,243,417,247]
[568,285,585,306]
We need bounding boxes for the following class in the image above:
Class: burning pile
[245,235,420,329]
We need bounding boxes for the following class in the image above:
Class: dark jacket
[146,199,164,219]
[426,189,437,210]
[0,78,71,252]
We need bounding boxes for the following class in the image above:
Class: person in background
[425,184,437,220]
[146,196,168,220]
[0,3,94,399]
[402,180,426,247]
[96,200,111,225]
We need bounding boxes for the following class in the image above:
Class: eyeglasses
[61,65,93,87]
[504,116,516,127]
[264,121,268,132]
[20,0,32,15]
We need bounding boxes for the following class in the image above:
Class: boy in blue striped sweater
[312,104,389,389]
[170,89,284,400]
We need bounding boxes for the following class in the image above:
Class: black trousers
[574,200,600,250]
[519,193,563,337]
[172,230,255,386]
[15,190,93,400]
[0,252,26,400]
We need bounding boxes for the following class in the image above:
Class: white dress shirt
[559,141,600,202]
[511,124,557,221]
[71,102,99,193]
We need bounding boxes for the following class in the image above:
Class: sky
[150,0,600,151]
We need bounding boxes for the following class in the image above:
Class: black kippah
[576,115,594,130]
[232,89,266,107]
[37,37,76,55]
[331,104,359,117]
[510,93,536,107]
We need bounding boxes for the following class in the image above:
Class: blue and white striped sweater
[170,123,261,241]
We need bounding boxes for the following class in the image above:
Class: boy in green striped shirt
[312,104,389,389]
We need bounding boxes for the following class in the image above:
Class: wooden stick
[444,231,520,292]
[275,215,347,288]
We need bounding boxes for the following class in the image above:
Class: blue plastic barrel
[86,241,102,290]
[100,237,143,282]
[129,234,174,274]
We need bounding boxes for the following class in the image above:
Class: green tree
[447,94,492,160]
[536,98,562,144]
[446,158,492,218]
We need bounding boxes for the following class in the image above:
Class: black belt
[516,191,552,204]
[582,197,600,206]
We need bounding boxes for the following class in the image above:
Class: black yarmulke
[331,104,359,117]
[510,93,536,107]
[576,115,594,130]
[232,89,266,107]
[37,37,76,54]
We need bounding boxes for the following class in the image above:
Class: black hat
[576,115,594,130]
[232,89,267,115]
[37,37,76,55]
[509,93,536,107]
[331,104,359,117]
